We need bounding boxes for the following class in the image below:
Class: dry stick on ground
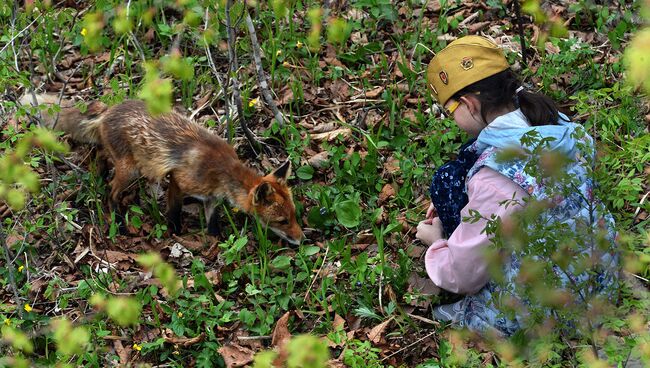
[244,11,285,126]
[225,0,261,153]
[380,330,437,362]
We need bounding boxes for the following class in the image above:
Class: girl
[416,35,618,336]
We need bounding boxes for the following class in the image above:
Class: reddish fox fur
[22,95,304,244]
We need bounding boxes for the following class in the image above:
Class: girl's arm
[424,167,528,295]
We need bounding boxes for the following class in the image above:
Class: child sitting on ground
[415,35,618,336]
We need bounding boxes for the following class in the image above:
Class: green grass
[0,0,648,367]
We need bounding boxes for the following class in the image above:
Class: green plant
[343,339,387,368]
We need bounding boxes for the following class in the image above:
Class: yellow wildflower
[248,98,258,108]
[232,207,240,213]
[18,265,24,272]
[177,312,183,318]
[24,304,32,312]
[3,318,10,326]
[282,61,290,68]
[132,343,142,351]
[81,28,87,36]
[173,350,180,355]
[276,49,282,56]
[296,41,303,49]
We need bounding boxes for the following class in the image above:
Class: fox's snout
[269,225,305,245]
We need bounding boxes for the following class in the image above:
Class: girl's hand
[416,217,444,246]
[424,203,435,224]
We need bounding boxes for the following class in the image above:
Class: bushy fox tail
[19,93,107,144]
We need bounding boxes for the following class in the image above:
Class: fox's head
[250,161,304,245]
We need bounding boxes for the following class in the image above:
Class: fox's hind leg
[166,173,183,235]
[109,157,140,232]
[203,197,220,236]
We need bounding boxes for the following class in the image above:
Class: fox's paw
[207,213,220,236]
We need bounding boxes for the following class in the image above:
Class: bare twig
[129,33,147,62]
[244,11,285,126]
[512,0,528,66]
[236,335,272,341]
[0,13,43,56]
[53,62,84,128]
[225,0,260,153]
[9,0,19,70]
[458,11,480,27]
[1,221,24,319]
[380,330,438,362]
[204,8,231,140]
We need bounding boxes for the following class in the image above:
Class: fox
[20,94,304,245]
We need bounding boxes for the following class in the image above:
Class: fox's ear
[253,182,275,205]
[271,160,292,184]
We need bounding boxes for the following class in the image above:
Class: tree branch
[244,11,285,126]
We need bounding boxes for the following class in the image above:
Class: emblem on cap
[439,71,448,85]
[461,57,474,70]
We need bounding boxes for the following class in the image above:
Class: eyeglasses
[444,100,461,116]
[441,92,479,117]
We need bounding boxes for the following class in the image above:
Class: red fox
[21,94,304,245]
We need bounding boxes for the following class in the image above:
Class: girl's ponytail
[516,89,561,127]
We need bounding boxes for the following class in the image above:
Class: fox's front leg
[109,158,139,234]
[166,174,183,235]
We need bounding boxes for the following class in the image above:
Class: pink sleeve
[424,167,528,295]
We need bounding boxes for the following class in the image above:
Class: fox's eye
[278,219,289,225]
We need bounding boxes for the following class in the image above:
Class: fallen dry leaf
[113,340,130,365]
[407,273,441,308]
[163,331,206,347]
[367,316,394,344]
[326,314,348,348]
[406,244,426,258]
[378,183,396,204]
[383,157,400,175]
[327,358,348,368]
[308,151,330,168]
[168,242,193,267]
[333,314,346,330]
[96,249,136,264]
[311,121,338,133]
[311,128,352,142]
[271,311,292,347]
[218,343,255,368]
[276,85,295,105]
[364,86,384,99]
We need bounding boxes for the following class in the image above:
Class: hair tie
[515,86,525,94]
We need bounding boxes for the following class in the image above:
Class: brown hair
[450,69,566,126]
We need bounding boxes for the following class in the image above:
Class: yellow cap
[426,35,510,106]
